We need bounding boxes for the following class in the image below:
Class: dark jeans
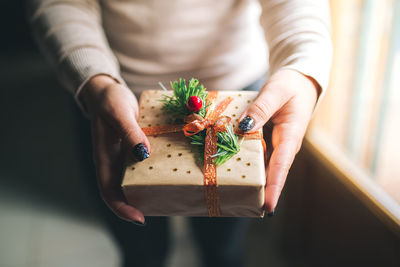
[73,77,266,267]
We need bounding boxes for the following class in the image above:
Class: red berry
[186,96,203,112]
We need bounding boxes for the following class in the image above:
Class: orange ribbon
[181,92,233,216]
[141,91,264,217]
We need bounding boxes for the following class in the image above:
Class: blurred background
[1,1,399,266]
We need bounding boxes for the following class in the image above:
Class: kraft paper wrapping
[122,90,265,217]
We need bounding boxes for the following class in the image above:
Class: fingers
[239,70,318,214]
[264,122,303,213]
[86,82,148,223]
[118,116,151,162]
[103,189,145,225]
[93,118,145,224]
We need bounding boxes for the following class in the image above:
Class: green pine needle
[161,78,208,122]
[189,124,242,166]
[161,78,242,166]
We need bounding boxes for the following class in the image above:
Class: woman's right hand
[80,75,150,225]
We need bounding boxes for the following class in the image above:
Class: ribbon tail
[204,127,221,217]
[142,124,185,136]
[235,129,266,154]
[208,97,233,121]
[205,91,218,119]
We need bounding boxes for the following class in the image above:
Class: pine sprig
[161,78,242,166]
[189,125,242,166]
[161,78,208,122]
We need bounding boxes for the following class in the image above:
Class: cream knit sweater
[28,0,332,104]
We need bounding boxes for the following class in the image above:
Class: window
[308,0,400,226]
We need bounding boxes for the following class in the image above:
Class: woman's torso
[100,0,268,92]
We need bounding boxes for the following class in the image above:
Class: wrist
[301,74,321,105]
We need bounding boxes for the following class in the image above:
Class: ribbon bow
[183,98,233,137]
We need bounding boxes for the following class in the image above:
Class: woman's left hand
[239,69,319,214]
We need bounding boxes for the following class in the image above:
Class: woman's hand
[239,69,319,215]
[80,75,150,224]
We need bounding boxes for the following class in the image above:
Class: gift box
[122,89,265,217]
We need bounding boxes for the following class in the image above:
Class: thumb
[120,117,151,162]
[106,106,151,162]
[238,83,290,133]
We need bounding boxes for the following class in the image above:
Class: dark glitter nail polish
[267,210,275,217]
[132,220,146,226]
[132,143,149,161]
[239,116,255,132]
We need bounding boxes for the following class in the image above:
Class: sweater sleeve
[260,0,332,97]
[27,0,125,109]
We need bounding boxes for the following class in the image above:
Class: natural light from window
[310,0,400,206]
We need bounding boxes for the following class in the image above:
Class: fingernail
[132,143,149,161]
[239,116,255,132]
[267,210,275,217]
[132,220,146,226]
